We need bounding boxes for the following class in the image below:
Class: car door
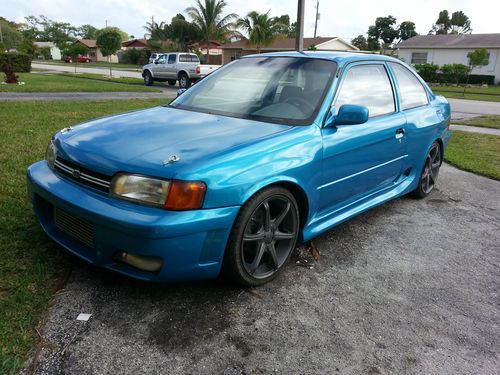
[165,54,177,79]
[154,54,168,78]
[319,62,407,214]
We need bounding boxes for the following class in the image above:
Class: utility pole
[295,0,305,51]
[105,19,108,28]
[313,0,320,38]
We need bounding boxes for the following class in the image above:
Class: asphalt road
[24,164,500,375]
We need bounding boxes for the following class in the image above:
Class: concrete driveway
[24,164,499,375]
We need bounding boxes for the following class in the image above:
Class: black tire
[223,187,300,286]
[178,73,191,89]
[167,79,177,86]
[143,71,153,86]
[411,141,442,199]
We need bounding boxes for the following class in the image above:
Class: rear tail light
[196,66,200,74]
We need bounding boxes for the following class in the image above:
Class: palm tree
[186,0,236,64]
[236,11,280,54]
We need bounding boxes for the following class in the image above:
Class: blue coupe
[27,52,451,286]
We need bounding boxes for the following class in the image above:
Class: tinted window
[390,63,428,110]
[168,54,176,64]
[179,54,200,62]
[335,64,395,117]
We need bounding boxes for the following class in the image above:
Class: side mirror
[332,104,369,126]
[177,88,187,97]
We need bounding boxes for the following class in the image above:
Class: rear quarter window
[179,54,199,63]
[390,63,429,110]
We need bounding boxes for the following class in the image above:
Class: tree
[450,11,471,34]
[96,26,128,42]
[186,0,237,64]
[429,10,471,35]
[21,15,77,49]
[169,14,201,51]
[63,43,90,72]
[77,24,98,39]
[236,11,281,53]
[367,16,399,54]
[463,48,489,94]
[271,15,294,36]
[398,21,417,41]
[0,17,25,50]
[351,35,368,50]
[96,29,122,76]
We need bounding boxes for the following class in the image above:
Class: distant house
[74,39,119,63]
[220,36,359,64]
[33,42,61,60]
[195,41,222,64]
[396,34,500,84]
[121,39,149,50]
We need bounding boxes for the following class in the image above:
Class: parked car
[64,55,92,63]
[27,52,451,286]
[142,52,201,89]
[148,52,163,64]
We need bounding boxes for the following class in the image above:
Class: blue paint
[27,51,451,282]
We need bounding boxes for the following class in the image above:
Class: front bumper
[27,161,240,282]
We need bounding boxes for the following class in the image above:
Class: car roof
[242,51,402,66]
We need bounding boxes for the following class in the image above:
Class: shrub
[440,64,470,84]
[467,75,495,85]
[0,52,32,72]
[120,48,149,65]
[414,63,439,83]
[1,63,19,83]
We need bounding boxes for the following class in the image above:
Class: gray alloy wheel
[412,141,441,198]
[178,73,191,89]
[224,187,300,286]
[143,71,153,86]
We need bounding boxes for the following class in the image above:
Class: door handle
[395,128,405,139]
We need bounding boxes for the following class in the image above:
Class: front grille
[54,157,111,192]
[54,207,95,249]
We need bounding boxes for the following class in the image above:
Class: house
[396,34,500,84]
[195,41,222,64]
[33,41,61,60]
[220,37,359,65]
[121,39,148,50]
[74,39,119,63]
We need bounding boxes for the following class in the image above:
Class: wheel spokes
[267,243,279,270]
[243,230,266,242]
[273,202,290,228]
[274,230,295,240]
[263,201,271,231]
[249,242,266,273]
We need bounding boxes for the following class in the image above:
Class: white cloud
[1,0,499,42]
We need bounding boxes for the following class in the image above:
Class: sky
[1,0,499,42]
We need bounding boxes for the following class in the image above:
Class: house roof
[34,41,56,48]
[220,37,357,51]
[121,39,148,48]
[76,39,97,48]
[396,34,500,49]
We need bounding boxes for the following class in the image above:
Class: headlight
[46,140,57,170]
[110,173,206,210]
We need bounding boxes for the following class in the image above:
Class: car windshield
[170,56,337,125]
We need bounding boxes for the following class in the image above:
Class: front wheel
[223,187,300,286]
[178,73,191,89]
[411,141,442,199]
[143,71,153,86]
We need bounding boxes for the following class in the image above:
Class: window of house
[335,64,395,117]
[411,52,428,64]
[390,63,429,110]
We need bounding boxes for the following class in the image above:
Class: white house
[396,34,500,84]
[33,41,61,60]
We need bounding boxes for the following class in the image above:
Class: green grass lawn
[445,131,500,180]
[0,99,168,375]
[34,60,142,71]
[454,115,500,129]
[431,85,500,102]
[0,73,160,93]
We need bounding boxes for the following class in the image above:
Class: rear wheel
[223,187,300,286]
[411,141,442,198]
[178,73,191,89]
[167,79,177,86]
[143,71,153,86]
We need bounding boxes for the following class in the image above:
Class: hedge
[0,52,32,72]
[415,62,496,85]
[467,75,495,85]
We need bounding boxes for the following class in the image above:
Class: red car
[64,55,92,63]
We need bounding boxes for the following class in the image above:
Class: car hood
[55,106,291,178]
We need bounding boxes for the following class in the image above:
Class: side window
[390,63,429,110]
[157,55,166,64]
[168,54,176,64]
[179,54,189,62]
[411,52,428,64]
[335,64,395,117]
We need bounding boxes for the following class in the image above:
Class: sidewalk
[450,124,500,136]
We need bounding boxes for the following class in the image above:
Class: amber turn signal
[164,181,206,210]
